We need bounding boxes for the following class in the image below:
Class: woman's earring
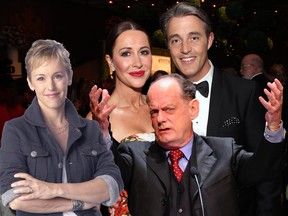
[110,70,114,80]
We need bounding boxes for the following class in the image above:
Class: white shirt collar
[194,60,214,95]
[192,60,214,136]
[250,72,263,79]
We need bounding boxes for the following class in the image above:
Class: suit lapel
[191,134,216,186]
[145,143,170,192]
[207,68,223,136]
[188,134,216,204]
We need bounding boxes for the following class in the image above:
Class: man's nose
[180,40,191,54]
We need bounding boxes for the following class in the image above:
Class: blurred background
[0,0,287,116]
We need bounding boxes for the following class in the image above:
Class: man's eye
[165,107,174,112]
[171,39,180,44]
[190,36,199,41]
[150,110,158,116]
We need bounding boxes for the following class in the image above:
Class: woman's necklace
[47,119,69,134]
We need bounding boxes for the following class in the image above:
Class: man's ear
[188,99,199,121]
[207,32,214,50]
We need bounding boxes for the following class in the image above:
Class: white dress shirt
[192,60,214,136]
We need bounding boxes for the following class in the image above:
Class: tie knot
[169,149,184,162]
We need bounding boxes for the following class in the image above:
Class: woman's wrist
[71,200,84,211]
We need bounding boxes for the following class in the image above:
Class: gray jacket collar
[24,97,86,129]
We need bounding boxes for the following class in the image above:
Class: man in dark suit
[159,2,282,215]
[240,54,281,214]
[111,74,284,216]
[240,53,269,94]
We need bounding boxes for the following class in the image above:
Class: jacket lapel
[207,68,223,136]
[145,143,171,193]
[194,134,216,185]
[190,134,216,202]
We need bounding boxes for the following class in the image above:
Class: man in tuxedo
[111,74,284,216]
[159,2,282,215]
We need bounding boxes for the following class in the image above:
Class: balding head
[147,74,199,149]
[240,54,264,79]
[147,73,196,102]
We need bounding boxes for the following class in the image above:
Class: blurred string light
[104,0,284,14]
[107,0,159,8]
[103,0,285,55]
[105,1,230,11]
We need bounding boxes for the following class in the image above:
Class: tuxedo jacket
[112,134,284,216]
[203,68,280,216]
[207,68,266,151]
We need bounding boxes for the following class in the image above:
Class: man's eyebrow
[168,33,180,41]
[168,31,201,41]
[188,31,202,37]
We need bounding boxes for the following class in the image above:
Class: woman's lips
[129,71,145,77]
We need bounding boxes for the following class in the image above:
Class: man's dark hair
[159,2,212,41]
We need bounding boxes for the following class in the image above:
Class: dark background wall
[0,0,106,64]
[0,0,288,83]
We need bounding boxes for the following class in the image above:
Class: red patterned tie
[169,149,184,182]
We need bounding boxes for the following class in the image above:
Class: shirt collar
[194,60,214,96]
[250,72,263,79]
[165,136,193,160]
[180,138,193,160]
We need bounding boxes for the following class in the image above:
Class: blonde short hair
[25,39,73,81]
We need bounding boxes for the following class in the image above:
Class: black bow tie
[194,81,209,97]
